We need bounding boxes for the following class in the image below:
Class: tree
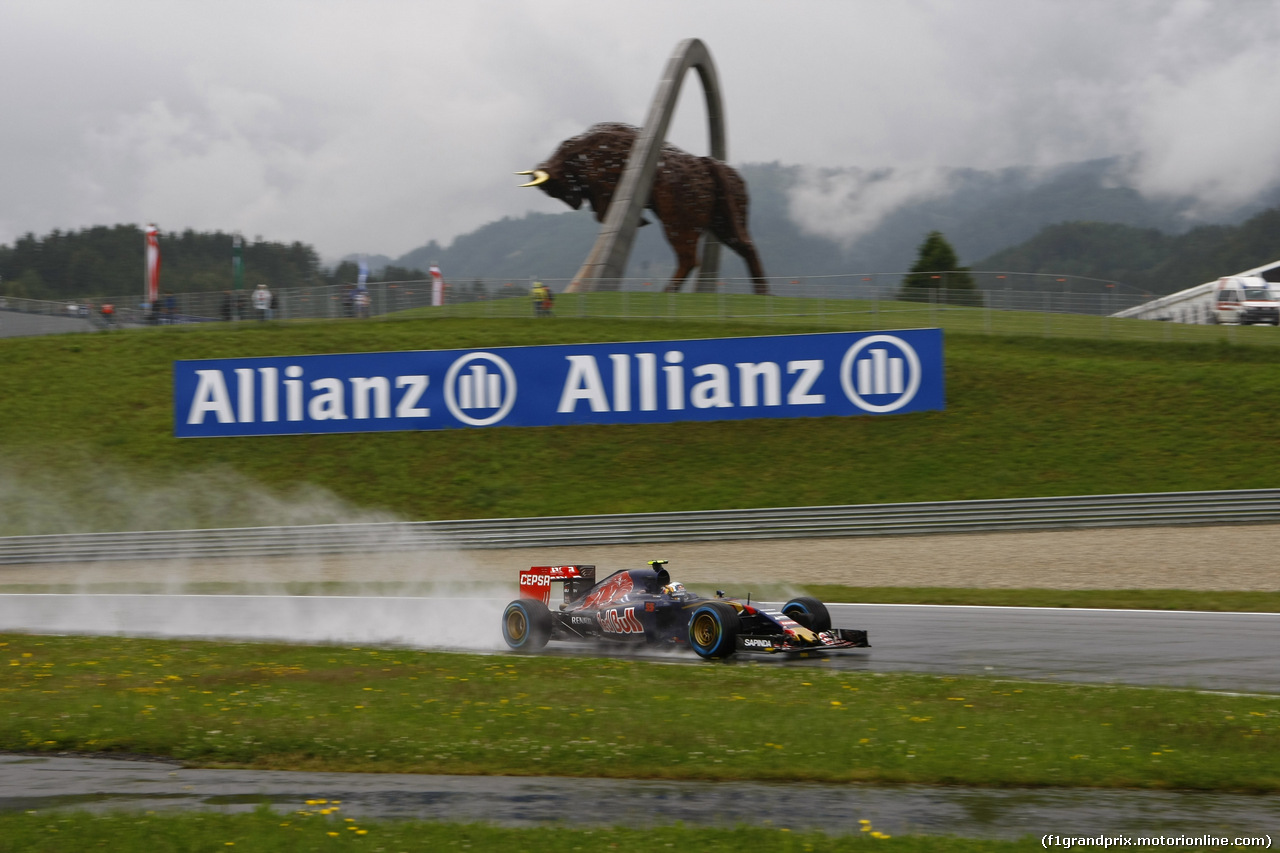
[326,261,360,286]
[379,265,428,282]
[2,269,47,299]
[900,231,982,306]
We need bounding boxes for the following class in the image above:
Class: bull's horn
[517,169,550,187]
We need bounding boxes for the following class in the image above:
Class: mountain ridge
[367,159,1279,292]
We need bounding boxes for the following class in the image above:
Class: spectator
[252,283,273,321]
[531,280,553,317]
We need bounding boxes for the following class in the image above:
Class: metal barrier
[2,489,1277,566]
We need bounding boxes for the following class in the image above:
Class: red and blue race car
[500,560,869,659]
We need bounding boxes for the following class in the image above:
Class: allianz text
[187,367,429,424]
[557,351,825,412]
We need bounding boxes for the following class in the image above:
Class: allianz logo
[185,351,517,427]
[840,335,922,414]
[444,353,516,426]
[560,335,922,415]
[184,336,923,427]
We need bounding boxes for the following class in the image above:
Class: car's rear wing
[519,565,597,605]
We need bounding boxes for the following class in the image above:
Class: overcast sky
[3,0,1279,262]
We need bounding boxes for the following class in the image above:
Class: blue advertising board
[173,329,944,437]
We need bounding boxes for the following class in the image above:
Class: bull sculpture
[518,122,769,294]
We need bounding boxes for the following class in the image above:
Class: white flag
[144,224,160,304]
[430,264,444,307]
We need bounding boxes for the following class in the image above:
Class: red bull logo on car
[598,607,645,634]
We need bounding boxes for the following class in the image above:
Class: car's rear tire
[502,599,552,651]
[782,596,832,632]
[687,601,740,660]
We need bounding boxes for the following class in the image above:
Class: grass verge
[0,808,1023,852]
[4,316,1280,528]
[3,634,1277,792]
[399,289,1280,352]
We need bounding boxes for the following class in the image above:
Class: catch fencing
[9,271,1280,346]
[2,489,1277,566]
[7,271,1155,321]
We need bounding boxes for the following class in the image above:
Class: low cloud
[786,167,959,248]
[1128,48,1280,214]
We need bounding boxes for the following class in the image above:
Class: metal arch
[570,38,727,292]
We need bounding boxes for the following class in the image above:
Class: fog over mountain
[367,157,1280,285]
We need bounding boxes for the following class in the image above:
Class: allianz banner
[173,329,944,437]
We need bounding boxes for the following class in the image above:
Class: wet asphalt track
[3,593,1279,837]
[3,753,1279,841]
[824,603,1280,693]
[2,594,1278,693]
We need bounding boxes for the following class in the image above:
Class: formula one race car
[500,560,869,660]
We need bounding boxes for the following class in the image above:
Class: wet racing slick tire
[687,601,741,660]
[782,596,832,633]
[502,599,553,651]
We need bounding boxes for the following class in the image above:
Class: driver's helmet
[662,582,687,598]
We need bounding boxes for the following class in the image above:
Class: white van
[1211,276,1280,325]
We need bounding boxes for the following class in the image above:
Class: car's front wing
[737,628,870,654]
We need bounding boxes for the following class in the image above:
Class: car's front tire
[502,599,552,651]
[687,601,740,660]
[782,596,832,632]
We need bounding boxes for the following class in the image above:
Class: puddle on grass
[2,754,1277,840]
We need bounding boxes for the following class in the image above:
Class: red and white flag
[144,224,161,305]
[430,264,444,307]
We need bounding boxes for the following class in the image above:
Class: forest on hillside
[973,207,1280,291]
[0,226,429,302]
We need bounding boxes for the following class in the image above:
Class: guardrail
[1,489,1277,566]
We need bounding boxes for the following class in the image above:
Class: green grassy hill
[3,314,1279,534]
